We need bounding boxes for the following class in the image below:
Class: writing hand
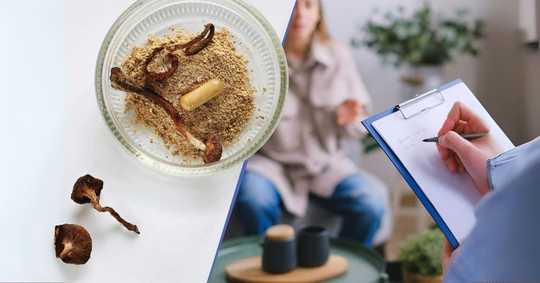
[437,102,504,195]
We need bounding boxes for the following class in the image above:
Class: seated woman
[235,0,388,247]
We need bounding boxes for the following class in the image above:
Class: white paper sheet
[373,82,514,243]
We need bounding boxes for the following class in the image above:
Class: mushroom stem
[166,23,215,55]
[110,67,216,156]
[59,241,73,259]
[91,202,140,234]
[184,23,215,55]
[71,175,141,235]
[185,131,207,151]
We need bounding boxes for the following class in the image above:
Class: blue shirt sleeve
[444,137,540,283]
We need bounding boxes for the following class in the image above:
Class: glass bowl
[95,0,288,176]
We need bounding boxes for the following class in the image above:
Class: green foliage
[361,134,380,154]
[399,229,444,276]
[354,4,483,66]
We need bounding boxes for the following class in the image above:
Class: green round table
[208,237,389,283]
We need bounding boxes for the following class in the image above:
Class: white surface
[373,82,514,243]
[0,0,293,282]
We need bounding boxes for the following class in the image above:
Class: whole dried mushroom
[71,174,140,234]
[110,67,223,163]
[54,224,92,264]
[146,23,215,82]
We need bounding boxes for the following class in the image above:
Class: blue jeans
[235,171,385,247]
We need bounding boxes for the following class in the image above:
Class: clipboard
[362,79,474,249]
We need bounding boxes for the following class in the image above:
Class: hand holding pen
[435,102,504,196]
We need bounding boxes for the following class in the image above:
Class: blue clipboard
[361,79,464,249]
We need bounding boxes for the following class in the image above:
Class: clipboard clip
[397,88,445,119]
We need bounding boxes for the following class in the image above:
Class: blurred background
[322,0,539,260]
[215,0,539,281]
[326,0,539,143]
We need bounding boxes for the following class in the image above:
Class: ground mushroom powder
[121,28,255,161]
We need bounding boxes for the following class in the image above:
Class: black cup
[297,226,330,267]
[261,236,297,274]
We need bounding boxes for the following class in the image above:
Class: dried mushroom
[54,224,92,264]
[145,48,179,82]
[71,174,140,234]
[166,23,215,55]
[145,23,215,82]
[203,135,223,164]
[110,67,223,163]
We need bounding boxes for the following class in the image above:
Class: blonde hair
[315,0,331,43]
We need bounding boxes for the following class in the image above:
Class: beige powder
[121,28,254,161]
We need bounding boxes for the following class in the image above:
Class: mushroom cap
[71,174,103,204]
[203,135,223,164]
[54,224,92,264]
[146,50,179,81]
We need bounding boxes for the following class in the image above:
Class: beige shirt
[247,38,372,216]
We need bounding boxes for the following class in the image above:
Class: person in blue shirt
[436,102,540,282]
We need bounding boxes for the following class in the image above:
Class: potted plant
[399,229,445,283]
[353,4,483,95]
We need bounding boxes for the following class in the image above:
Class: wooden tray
[225,255,348,283]
[209,237,386,283]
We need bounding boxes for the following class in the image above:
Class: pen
[422,132,489,143]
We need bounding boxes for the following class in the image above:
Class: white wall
[322,0,531,143]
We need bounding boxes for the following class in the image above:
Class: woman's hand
[337,99,366,126]
[437,102,505,195]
